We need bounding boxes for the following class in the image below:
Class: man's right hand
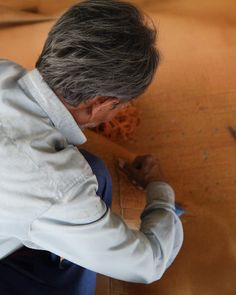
[118,155,165,190]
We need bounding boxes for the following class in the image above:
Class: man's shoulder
[0,58,26,87]
[0,58,24,69]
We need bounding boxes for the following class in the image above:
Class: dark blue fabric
[0,149,112,295]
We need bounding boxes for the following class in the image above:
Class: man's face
[84,100,128,127]
[61,95,129,129]
[78,100,129,129]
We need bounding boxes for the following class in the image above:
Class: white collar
[17,68,87,145]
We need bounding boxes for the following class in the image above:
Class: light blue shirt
[0,59,183,284]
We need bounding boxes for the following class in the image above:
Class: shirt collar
[17,68,87,145]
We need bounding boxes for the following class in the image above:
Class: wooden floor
[0,1,236,294]
[111,1,236,294]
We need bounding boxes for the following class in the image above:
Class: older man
[0,1,183,294]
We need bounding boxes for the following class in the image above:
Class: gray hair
[36,0,159,106]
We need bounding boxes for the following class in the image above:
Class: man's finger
[132,154,154,170]
[118,158,139,178]
[118,158,132,176]
[118,158,125,169]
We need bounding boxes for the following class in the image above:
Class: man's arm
[27,163,183,284]
[119,155,183,273]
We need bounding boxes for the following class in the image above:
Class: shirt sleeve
[28,177,183,284]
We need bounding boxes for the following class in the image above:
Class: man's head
[36,0,159,128]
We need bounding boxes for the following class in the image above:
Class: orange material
[90,102,140,141]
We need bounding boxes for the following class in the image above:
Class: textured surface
[0,1,236,294]
[114,1,236,294]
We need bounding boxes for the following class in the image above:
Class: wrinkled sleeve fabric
[28,179,183,284]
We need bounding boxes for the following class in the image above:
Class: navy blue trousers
[0,149,112,295]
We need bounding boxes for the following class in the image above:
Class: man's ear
[57,94,120,125]
[91,97,119,116]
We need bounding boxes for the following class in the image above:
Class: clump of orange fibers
[90,102,140,141]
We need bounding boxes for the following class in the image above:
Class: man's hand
[118,155,164,190]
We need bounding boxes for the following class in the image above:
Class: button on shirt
[0,59,183,284]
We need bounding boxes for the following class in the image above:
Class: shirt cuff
[145,181,175,206]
